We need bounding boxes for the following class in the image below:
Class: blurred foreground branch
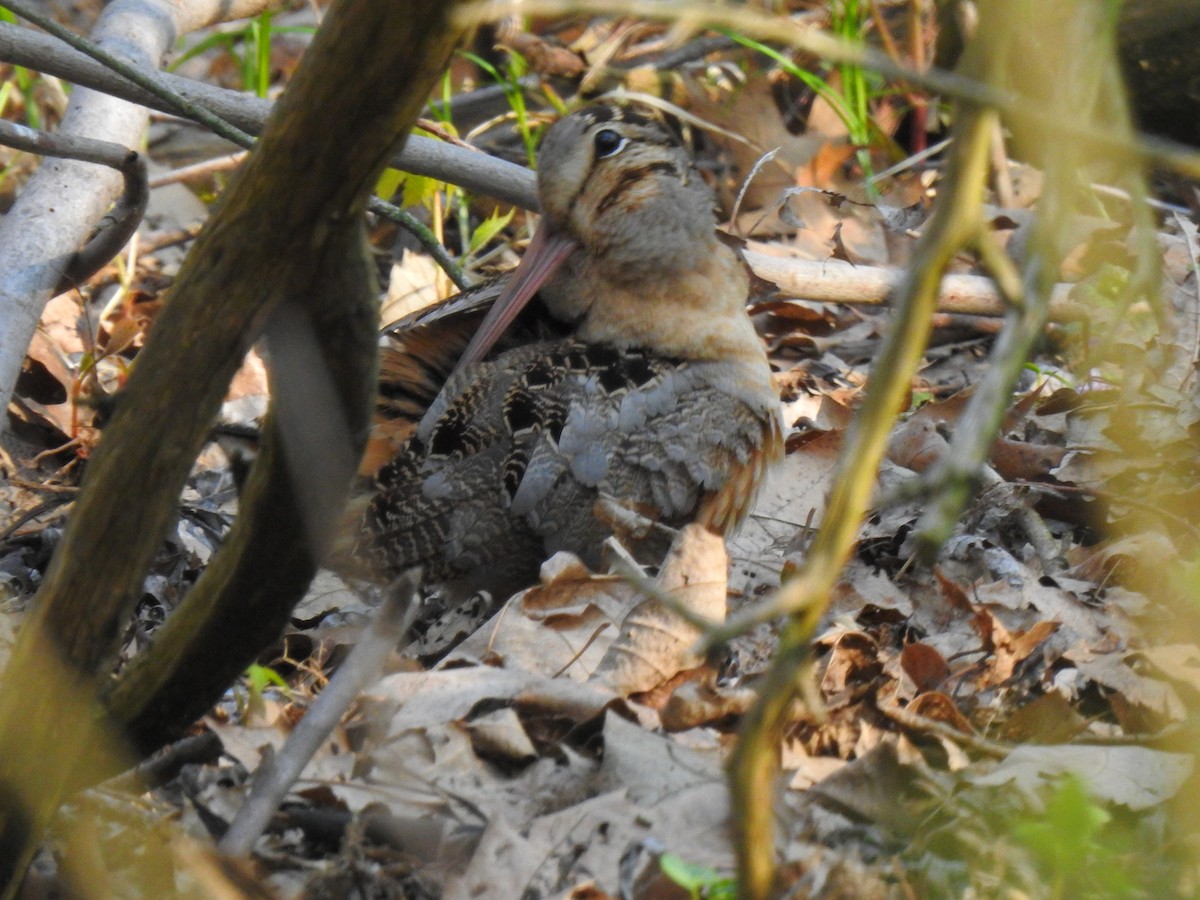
[0,0,462,891]
[723,0,1140,894]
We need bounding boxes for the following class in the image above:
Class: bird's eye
[593,128,626,158]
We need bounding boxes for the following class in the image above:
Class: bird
[357,102,783,604]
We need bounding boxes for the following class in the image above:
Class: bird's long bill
[453,225,578,374]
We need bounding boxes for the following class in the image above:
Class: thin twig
[368,198,470,291]
[218,572,420,857]
[878,700,1010,758]
[0,21,541,210]
[0,498,73,543]
[0,15,470,288]
[461,0,1200,181]
[0,0,254,148]
[148,151,248,188]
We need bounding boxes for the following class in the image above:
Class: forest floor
[1,5,1199,898]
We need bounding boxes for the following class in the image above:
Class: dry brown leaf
[934,568,994,652]
[906,692,974,734]
[447,553,635,677]
[1000,691,1088,743]
[446,713,733,898]
[819,631,882,702]
[784,746,847,791]
[1068,532,1180,587]
[597,712,726,804]
[989,620,1060,685]
[974,578,1105,645]
[466,706,538,766]
[589,525,727,696]
[14,332,76,440]
[382,249,442,324]
[807,740,938,834]
[1142,644,1200,695]
[900,642,950,692]
[727,432,842,602]
[659,680,756,732]
[1064,648,1186,725]
[988,436,1068,483]
[886,414,948,472]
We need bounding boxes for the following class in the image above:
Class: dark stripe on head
[582,104,616,124]
[612,106,652,128]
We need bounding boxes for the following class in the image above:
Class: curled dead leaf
[660,680,757,732]
[819,631,882,702]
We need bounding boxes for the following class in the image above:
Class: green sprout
[170,13,315,97]
[237,663,292,721]
[458,48,539,166]
[659,853,737,899]
[719,12,883,191]
[1011,775,1137,899]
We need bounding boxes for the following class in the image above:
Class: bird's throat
[560,240,765,369]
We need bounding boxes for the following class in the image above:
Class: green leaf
[1012,774,1116,891]
[398,173,442,210]
[659,853,736,899]
[468,207,515,253]
[244,663,288,695]
[375,167,406,201]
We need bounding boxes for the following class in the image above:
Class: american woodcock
[361,103,783,597]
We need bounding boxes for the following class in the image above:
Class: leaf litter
[1,11,1199,898]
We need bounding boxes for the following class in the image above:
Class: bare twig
[219,572,419,857]
[728,80,1001,900]
[0,0,254,147]
[878,699,1010,758]
[148,151,248,188]
[368,198,470,290]
[743,251,1080,319]
[0,21,540,210]
[0,120,148,294]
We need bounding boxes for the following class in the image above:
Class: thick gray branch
[0,20,540,210]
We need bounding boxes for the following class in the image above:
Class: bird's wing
[368,341,775,580]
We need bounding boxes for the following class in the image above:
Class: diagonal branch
[0,0,463,890]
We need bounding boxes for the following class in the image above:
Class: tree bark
[0,0,463,891]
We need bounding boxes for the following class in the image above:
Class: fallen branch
[0,120,148,294]
[743,251,1081,319]
[219,572,419,857]
[0,20,540,211]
